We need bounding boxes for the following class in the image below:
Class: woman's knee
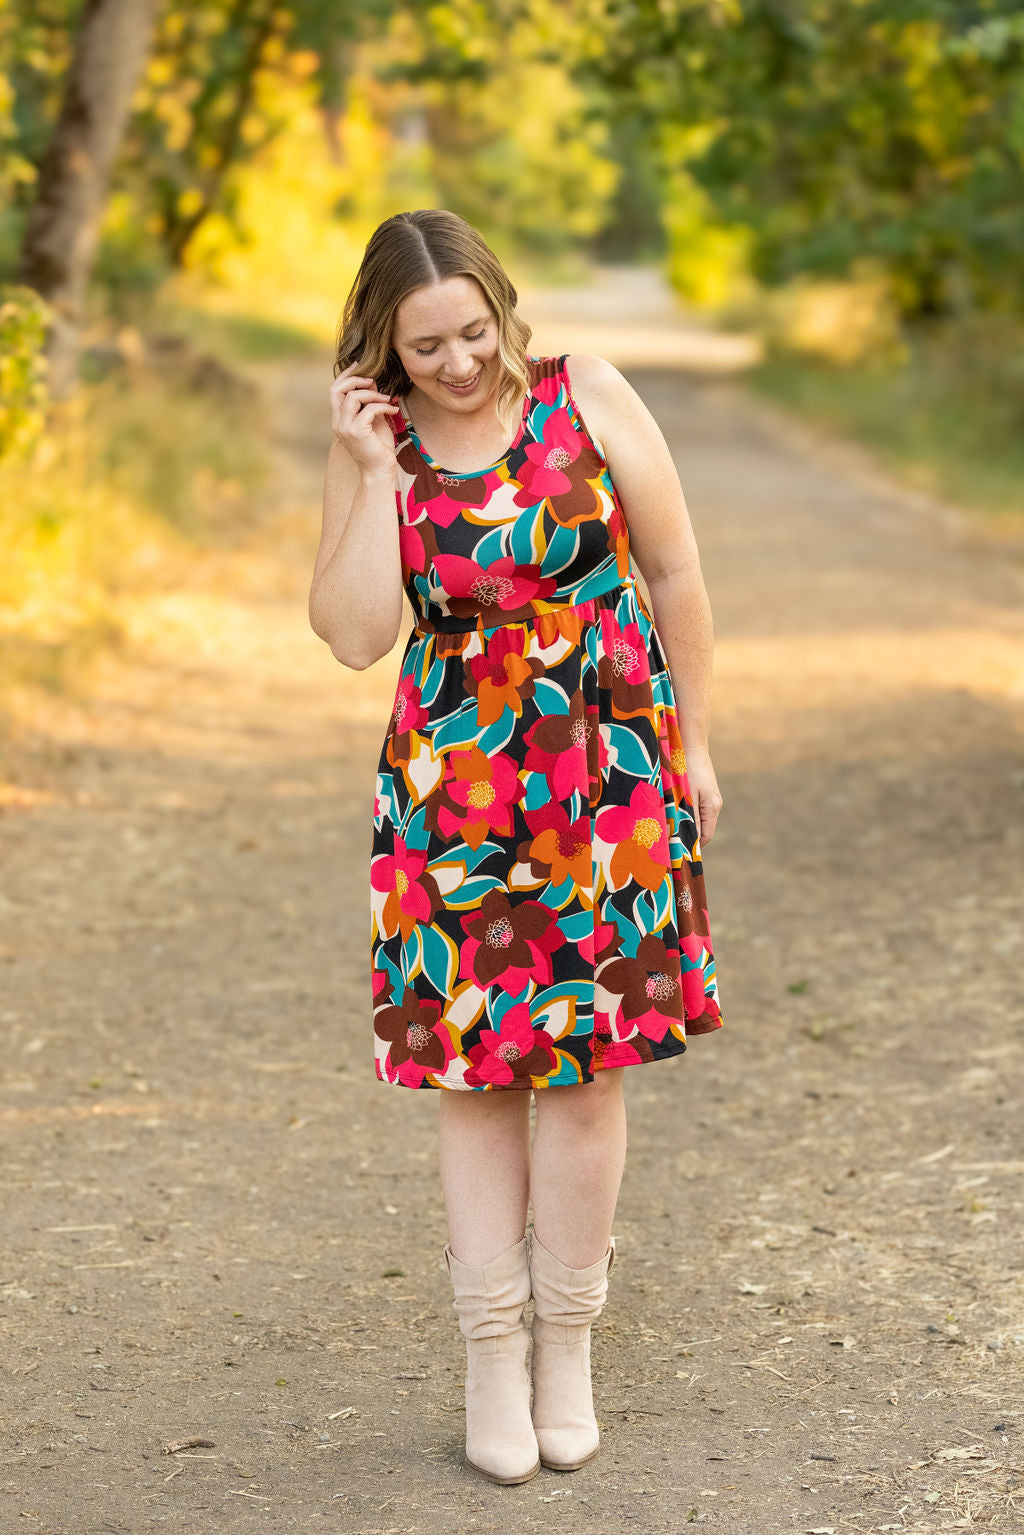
[439,1084,533,1129]
[535,1070,624,1133]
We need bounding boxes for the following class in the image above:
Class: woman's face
[391,276,499,412]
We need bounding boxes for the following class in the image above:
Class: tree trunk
[16,0,158,398]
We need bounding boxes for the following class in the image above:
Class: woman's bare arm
[565,353,723,843]
[308,366,405,670]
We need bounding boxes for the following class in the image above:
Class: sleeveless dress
[370,354,723,1090]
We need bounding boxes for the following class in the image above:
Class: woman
[309,209,724,1486]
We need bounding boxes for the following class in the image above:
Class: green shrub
[0,283,51,461]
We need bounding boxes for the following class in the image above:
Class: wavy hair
[333,209,533,436]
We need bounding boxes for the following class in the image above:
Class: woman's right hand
[329,361,401,476]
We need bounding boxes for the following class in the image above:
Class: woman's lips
[441,371,481,395]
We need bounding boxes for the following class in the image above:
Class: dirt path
[2,270,1023,1534]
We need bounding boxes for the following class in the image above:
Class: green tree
[587,0,1024,319]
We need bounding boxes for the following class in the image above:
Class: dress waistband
[411,574,642,636]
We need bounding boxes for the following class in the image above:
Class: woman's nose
[443,346,476,377]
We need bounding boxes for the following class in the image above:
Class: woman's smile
[440,370,482,396]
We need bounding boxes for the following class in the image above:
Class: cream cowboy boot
[443,1236,540,1485]
[527,1229,616,1470]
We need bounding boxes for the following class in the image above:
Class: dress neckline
[397,357,537,479]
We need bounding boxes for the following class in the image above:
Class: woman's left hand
[682,742,723,845]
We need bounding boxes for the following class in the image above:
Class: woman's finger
[331,390,396,436]
[698,788,723,844]
[334,385,392,412]
[331,399,400,445]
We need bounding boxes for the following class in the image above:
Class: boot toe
[465,1443,541,1484]
[535,1424,600,1471]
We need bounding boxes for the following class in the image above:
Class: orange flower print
[371,356,724,1092]
[464,627,544,727]
[516,802,593,890]
[534,603,586,651]
[595,782,670,892]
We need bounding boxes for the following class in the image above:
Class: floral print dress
[370,354,723,1090]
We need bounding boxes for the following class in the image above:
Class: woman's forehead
[394,277,489,340]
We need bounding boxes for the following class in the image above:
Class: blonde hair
[334,209,533,436]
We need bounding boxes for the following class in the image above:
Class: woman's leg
[529,1068,627,1264]
[438,1087,539,1484]
[438,1088,532,1265]
[527,1068,627,1471]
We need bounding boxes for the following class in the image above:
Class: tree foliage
[588,0,1024,318]
[4,0,1023,348]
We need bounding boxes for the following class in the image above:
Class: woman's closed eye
[416,329,487,356]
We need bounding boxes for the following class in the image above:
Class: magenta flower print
[374,987,455,1088]
[459,890,565,994]
[597,609,655,722]
[386,676,429,768]
[464,1002,558,1088]
[399,516,440,577]
[587,702,609,805]
[686,993,722,1036]
[679,935,722,1033]
[391,675,428,735]
[580,916,620,967]
[370,836,442,943]
[598,607,649,672]
[433,554,558,625]
[530,369,563,407]
[394,427,492,527]
[512,407,606,526]
[591,1033,655,1072]
[421,475,494,529]
[515,409,579,500]
[522,690,591,802]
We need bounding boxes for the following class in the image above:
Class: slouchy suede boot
[443,1237,540,1485]
[527,1230,616,1471]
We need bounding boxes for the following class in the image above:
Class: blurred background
[2,4,1023,1528]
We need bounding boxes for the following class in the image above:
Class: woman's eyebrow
[405,313,491,344]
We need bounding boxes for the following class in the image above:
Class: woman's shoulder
[561,352,618,384]
[560,353,630,454]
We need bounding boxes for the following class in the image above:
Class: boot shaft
[528,1231,615,1341]
[443,1236,532,1343]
